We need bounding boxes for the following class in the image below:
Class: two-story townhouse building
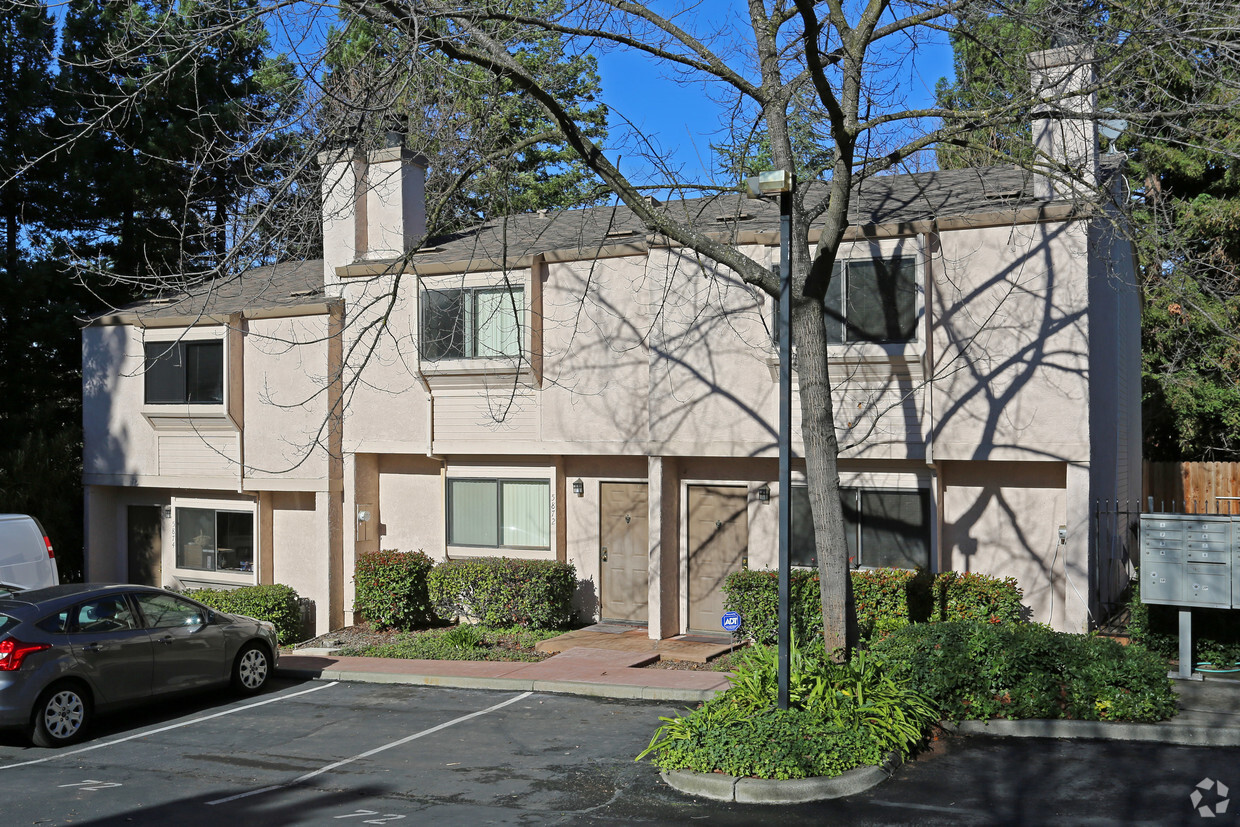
[83,47,1140,639]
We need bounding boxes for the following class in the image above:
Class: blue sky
[592,5,959,185]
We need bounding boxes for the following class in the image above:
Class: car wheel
[31,683,91,748]
[232,642,270,694]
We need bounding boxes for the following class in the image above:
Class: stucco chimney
[318,142,366,295]
[1027,45,1100,201]
[363,132,428,261]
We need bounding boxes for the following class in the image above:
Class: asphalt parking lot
[0,677,1236,826]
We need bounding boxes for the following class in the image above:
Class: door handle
[82,643,104,653]
[601,548,608,562]
[156,635,174,646]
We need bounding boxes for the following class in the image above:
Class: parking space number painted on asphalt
[334,810,405,824]
[59,780,122,791]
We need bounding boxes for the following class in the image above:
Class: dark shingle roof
[97,163,1053,323]
[95,258,325,324]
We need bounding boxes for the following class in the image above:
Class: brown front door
[600,482,649,623]
[687,485,748,632]
[126,505,162,586]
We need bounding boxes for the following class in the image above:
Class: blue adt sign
[721,611,742,633]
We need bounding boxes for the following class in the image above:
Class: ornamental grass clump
[637,640,936,780]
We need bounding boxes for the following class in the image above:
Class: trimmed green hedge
[722,567,1024,643]
[185,584,302,646]
[353,549,436,631]
[428,557,576,629]
[868,620,1178,723]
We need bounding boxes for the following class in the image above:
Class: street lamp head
[744,169,792,199]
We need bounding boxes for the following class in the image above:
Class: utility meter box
[1140,514,1234,609]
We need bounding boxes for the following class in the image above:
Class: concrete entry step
[536,627,741,663]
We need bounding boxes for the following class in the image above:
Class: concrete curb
[660,753,899,804]
[276,667,721,703]
[943,718,1240,747]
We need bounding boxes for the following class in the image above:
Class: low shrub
[722,568,1023,643]
[185,584,301,645]
[868,620,1178,723]
[637,640,937,779]
[428,558,576,629]
[353,549,436,632]
[931,571,1024,624]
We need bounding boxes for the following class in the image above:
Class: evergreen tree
[934,6,1240,461]
[322,0,608,230]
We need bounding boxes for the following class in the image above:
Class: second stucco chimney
[1027,45,1100,201]
[363,130,427,260]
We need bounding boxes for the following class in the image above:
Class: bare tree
[55,0,1240,651]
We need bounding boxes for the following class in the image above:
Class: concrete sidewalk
[278,645,730,703]
[277,649,1240,745]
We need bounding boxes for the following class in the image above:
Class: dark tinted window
[134,592,206,629]
[825,255,917,344]
[790,486,928,570]
[73,597,139,633]
[36,610,69,633]
[144,340,224,404]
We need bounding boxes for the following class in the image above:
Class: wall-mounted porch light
[757,486,771,503]
[572,479,584,497]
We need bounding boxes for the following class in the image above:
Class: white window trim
[417,270,533,377]
[139,326,230,419]
[443,464,556,560]
[168,496,256,585]
[823,237,926,362]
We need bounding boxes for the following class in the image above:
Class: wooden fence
[1142,461,1240,514]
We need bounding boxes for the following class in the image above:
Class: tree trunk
[792,296,856,659]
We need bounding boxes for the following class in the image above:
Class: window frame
[169,497,257,582]
[420,283,525,361]
[789,485,931,571]
[824,254,921,346]
[445,477,551,552]
[142,339,225,406]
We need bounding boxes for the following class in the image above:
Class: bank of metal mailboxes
[1140,514,1236,609]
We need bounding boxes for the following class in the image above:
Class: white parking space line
[207,690,535,806]
[0,681,340,771]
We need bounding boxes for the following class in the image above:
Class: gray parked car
[0,583,278,747]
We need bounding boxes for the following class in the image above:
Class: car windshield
[0,613,17,634]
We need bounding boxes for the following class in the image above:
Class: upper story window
[422,285,523,360]
[144,340,223,404]
[824,255,918,344]
[790,485,930,570]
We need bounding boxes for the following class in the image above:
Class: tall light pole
[745,169,793,710]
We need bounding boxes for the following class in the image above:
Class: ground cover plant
[868,620,1178,723]
[336,624,557,663]
[637,641,937,780]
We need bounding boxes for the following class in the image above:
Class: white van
[0,515,59,590]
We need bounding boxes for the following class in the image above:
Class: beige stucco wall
[375,454,444,558]
[931,220,1092,462]
[243,316,332,486]
[270,490,331,635]
[940,460,1090,632]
